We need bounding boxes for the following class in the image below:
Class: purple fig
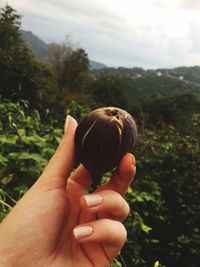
[74,107,138,185]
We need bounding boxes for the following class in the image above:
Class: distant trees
[90,72,128,109]
[142,93,200,130]
[47,42,72,90]
[47,42,90,92]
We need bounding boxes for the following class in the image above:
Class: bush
[0,99,62,220]
[123,119,200,266]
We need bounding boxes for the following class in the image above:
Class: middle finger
[80,189,130,222]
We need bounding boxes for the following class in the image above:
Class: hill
[89,60,106,70]
[20,30,106,70]
[20,30,48,59]
[20,30,200,125]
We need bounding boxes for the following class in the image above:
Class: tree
[62,48,89,91]
[0,5,55,108]
[0,4,21,48]
[47,43,90,92]
[47,42,73,90]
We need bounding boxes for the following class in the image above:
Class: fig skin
[74,107,138,185]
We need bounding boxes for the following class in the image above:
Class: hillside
[20,30,200,122]
[20,30,200,86]
[93,66,200,106]
[20,30,106,70]
[20,30,48,59]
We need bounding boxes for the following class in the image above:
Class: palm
[41,181,110,267]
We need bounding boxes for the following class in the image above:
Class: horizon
[21,29,200,70]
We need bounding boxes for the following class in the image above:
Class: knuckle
[56,139,65,153]
[124,201,130,217]
[116,222,127,245]
[115,197,130,221]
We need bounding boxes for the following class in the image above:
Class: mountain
[89,60,106,70]
[20,30,48,59]
[20,30,106,70]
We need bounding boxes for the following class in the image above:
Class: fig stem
[105,108,119,117]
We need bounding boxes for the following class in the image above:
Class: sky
[2,0,200,69]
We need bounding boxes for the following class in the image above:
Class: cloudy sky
[2,0,200,69]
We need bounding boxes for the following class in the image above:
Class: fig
[74,107,138,185]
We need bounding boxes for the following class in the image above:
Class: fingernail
[83,194,103,207]
[73,226,93,239]
[64,115,70,133]
[127,153,136,166]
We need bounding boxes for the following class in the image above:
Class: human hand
[0,116,136,267]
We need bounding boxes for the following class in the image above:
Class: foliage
[0,100,62,220]
[89,72,128,109]
[1,99,199,267]
[142,93,200,129]
[47,43,92,92]
[123,119,200,267]
[0,5,56,109]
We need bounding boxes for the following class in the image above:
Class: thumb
[39,115,77,184]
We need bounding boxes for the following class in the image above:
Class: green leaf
[0,154,8,166]
[0,211,7,222]
[8,152,47,165]
[14,184,28,194]
[0,135,17,145]
[0,174,14,185]
[154,261,160,267]
[141,223,152,233]
[151,239,160,244]
[17,128,26,137]
[22,135,45,147]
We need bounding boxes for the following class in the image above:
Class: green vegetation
[0,4,200,267]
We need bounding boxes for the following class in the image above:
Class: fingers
[80,190,130,221]
[68,164,92,191]
[74,219,127,265]
[73,218,126,246]
[39,116,77,183]
[100,153,136,196]
[67,153,136,196]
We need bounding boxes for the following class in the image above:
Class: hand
[0,116,136,267]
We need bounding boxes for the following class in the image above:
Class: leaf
[14,184,28,194]
[0,174,14,185]
[151,239,160,244]
[127,186,133,193]
[0,135,17,145]
[154,261,160,267]
[0,154,8,166]
[22,135,46,148]
[0,211,7,222]
[135,195,144,202]
[8,152,47,165]
[141,223,152,233]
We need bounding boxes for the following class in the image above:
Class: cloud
[152,0,200,10]
[179,0,200,10]
[3,0,200,68]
